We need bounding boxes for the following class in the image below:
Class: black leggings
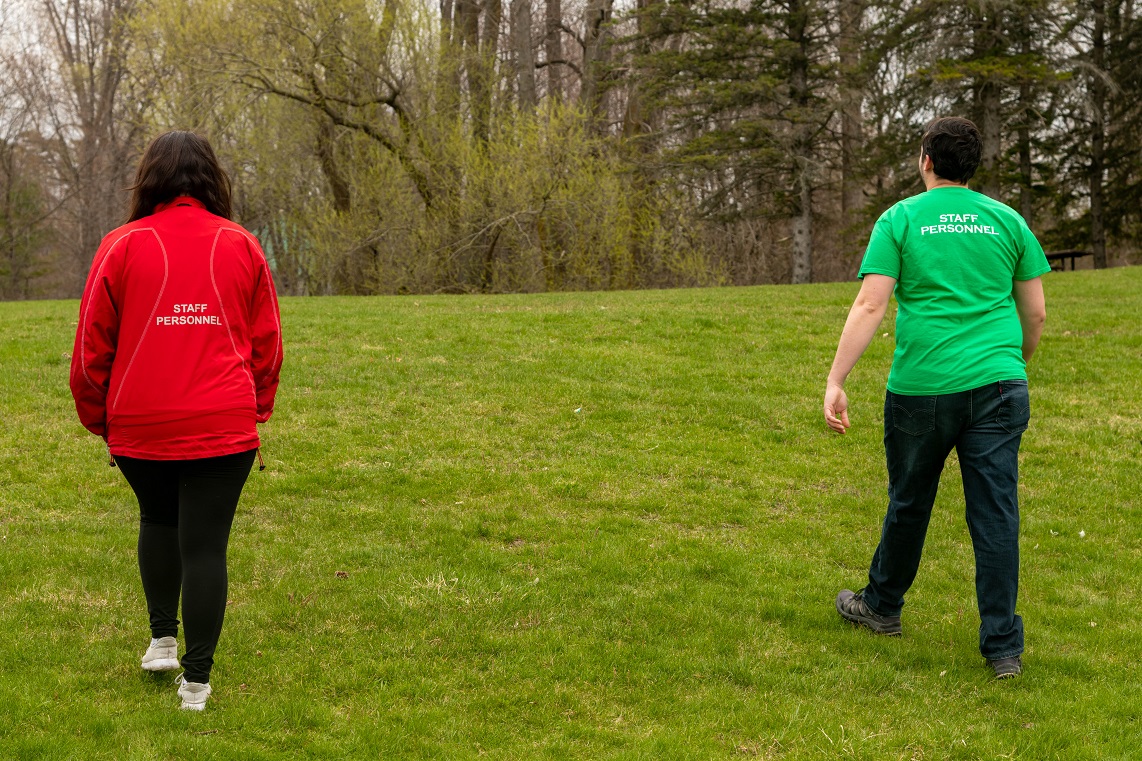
[116,449,255,683]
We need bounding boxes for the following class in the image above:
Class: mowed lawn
[0,268,1139,760]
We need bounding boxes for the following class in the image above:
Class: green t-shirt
[859,186,1051,395]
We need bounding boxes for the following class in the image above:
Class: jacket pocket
[997,381,1031,434]
[889,394,936,436]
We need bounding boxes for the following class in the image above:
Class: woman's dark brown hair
[127,131,232,222]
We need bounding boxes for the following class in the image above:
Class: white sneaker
[141,636,180,672]
[175,674,212,711]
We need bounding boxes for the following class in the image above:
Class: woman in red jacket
[70,131,282,711]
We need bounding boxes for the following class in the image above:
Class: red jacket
[70,197,283,460]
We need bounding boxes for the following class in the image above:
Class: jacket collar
[154,196,206,213]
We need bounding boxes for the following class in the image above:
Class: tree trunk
[838,0,864,221]
[475,0,501,142]
[581,0,612,132]
[544,0,564,101]
[973,8,1003,199]
[623,0,660,140]
[1017,117,1033,224]
[789,0,813,284]
[438,0,463,114]
[315,118,351,213]
[1090,0,1107,268]
[0,144,24,298]
[440,0,455,46]
[379,0,399,57]
[979,80,1002,199]
[791,168,813,284]
[456,0,483,138]
[511,0,536,109]
[1016,11,1034,224]
[482,0,503,62]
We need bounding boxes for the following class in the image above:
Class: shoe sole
[992,666,1022,679]
[180,701,207,711]
[836,601,903,636]
[142,658,181,672]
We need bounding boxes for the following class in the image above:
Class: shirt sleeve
[246,237,283,424]
[70,234,126,437]
[858,209,903,280]
[1014,224,1051,280]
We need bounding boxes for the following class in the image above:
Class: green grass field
[1,268,1139,759]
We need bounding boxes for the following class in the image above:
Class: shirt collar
[154,196,206,213]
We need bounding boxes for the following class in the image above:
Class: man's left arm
[1013,276,1046,364]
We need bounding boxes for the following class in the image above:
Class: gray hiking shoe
[141,636,180,672]
[835,589,903,635]
[989,656,1022,679]
[175,674,212,711]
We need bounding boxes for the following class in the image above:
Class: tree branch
[536,58,583,76]
[246,75,435,209]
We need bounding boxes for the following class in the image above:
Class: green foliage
[244,104,720,295]
[2,269,1141,757]
[633,0,834,220]
[0,144,52,299]
[5,0,1142,295]
[130,0,716,295]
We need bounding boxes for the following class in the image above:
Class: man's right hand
[824,382,851,434]
[823,274,895,435]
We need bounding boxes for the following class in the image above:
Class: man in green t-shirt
[823,117,1049,679]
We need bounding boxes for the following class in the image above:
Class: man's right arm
[1013,276,1046,363]
[824,274,897,433]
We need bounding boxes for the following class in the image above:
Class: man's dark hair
[921,117,982,184]
[127,131,232,222]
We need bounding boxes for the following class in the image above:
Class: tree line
[1,0,1139,299]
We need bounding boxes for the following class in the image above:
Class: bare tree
[838,0,866,235]
[1089,0,1108,268]
[581,0,614,132]
[511,0,537,109]
[972,3,1004,200]
[37,0,147,294]
[788,0,814,284]
[544,0,565,100]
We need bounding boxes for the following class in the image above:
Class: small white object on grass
[574,407,582,413]
[1079,530,1086,538]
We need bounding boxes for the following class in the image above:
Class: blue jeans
[861,381,1029,660]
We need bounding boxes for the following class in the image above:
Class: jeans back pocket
[888,394,936,436]
[997,381,1031,433]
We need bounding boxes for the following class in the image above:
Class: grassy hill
[1,269,1139,759]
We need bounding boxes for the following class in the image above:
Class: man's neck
[923,175,968,191]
